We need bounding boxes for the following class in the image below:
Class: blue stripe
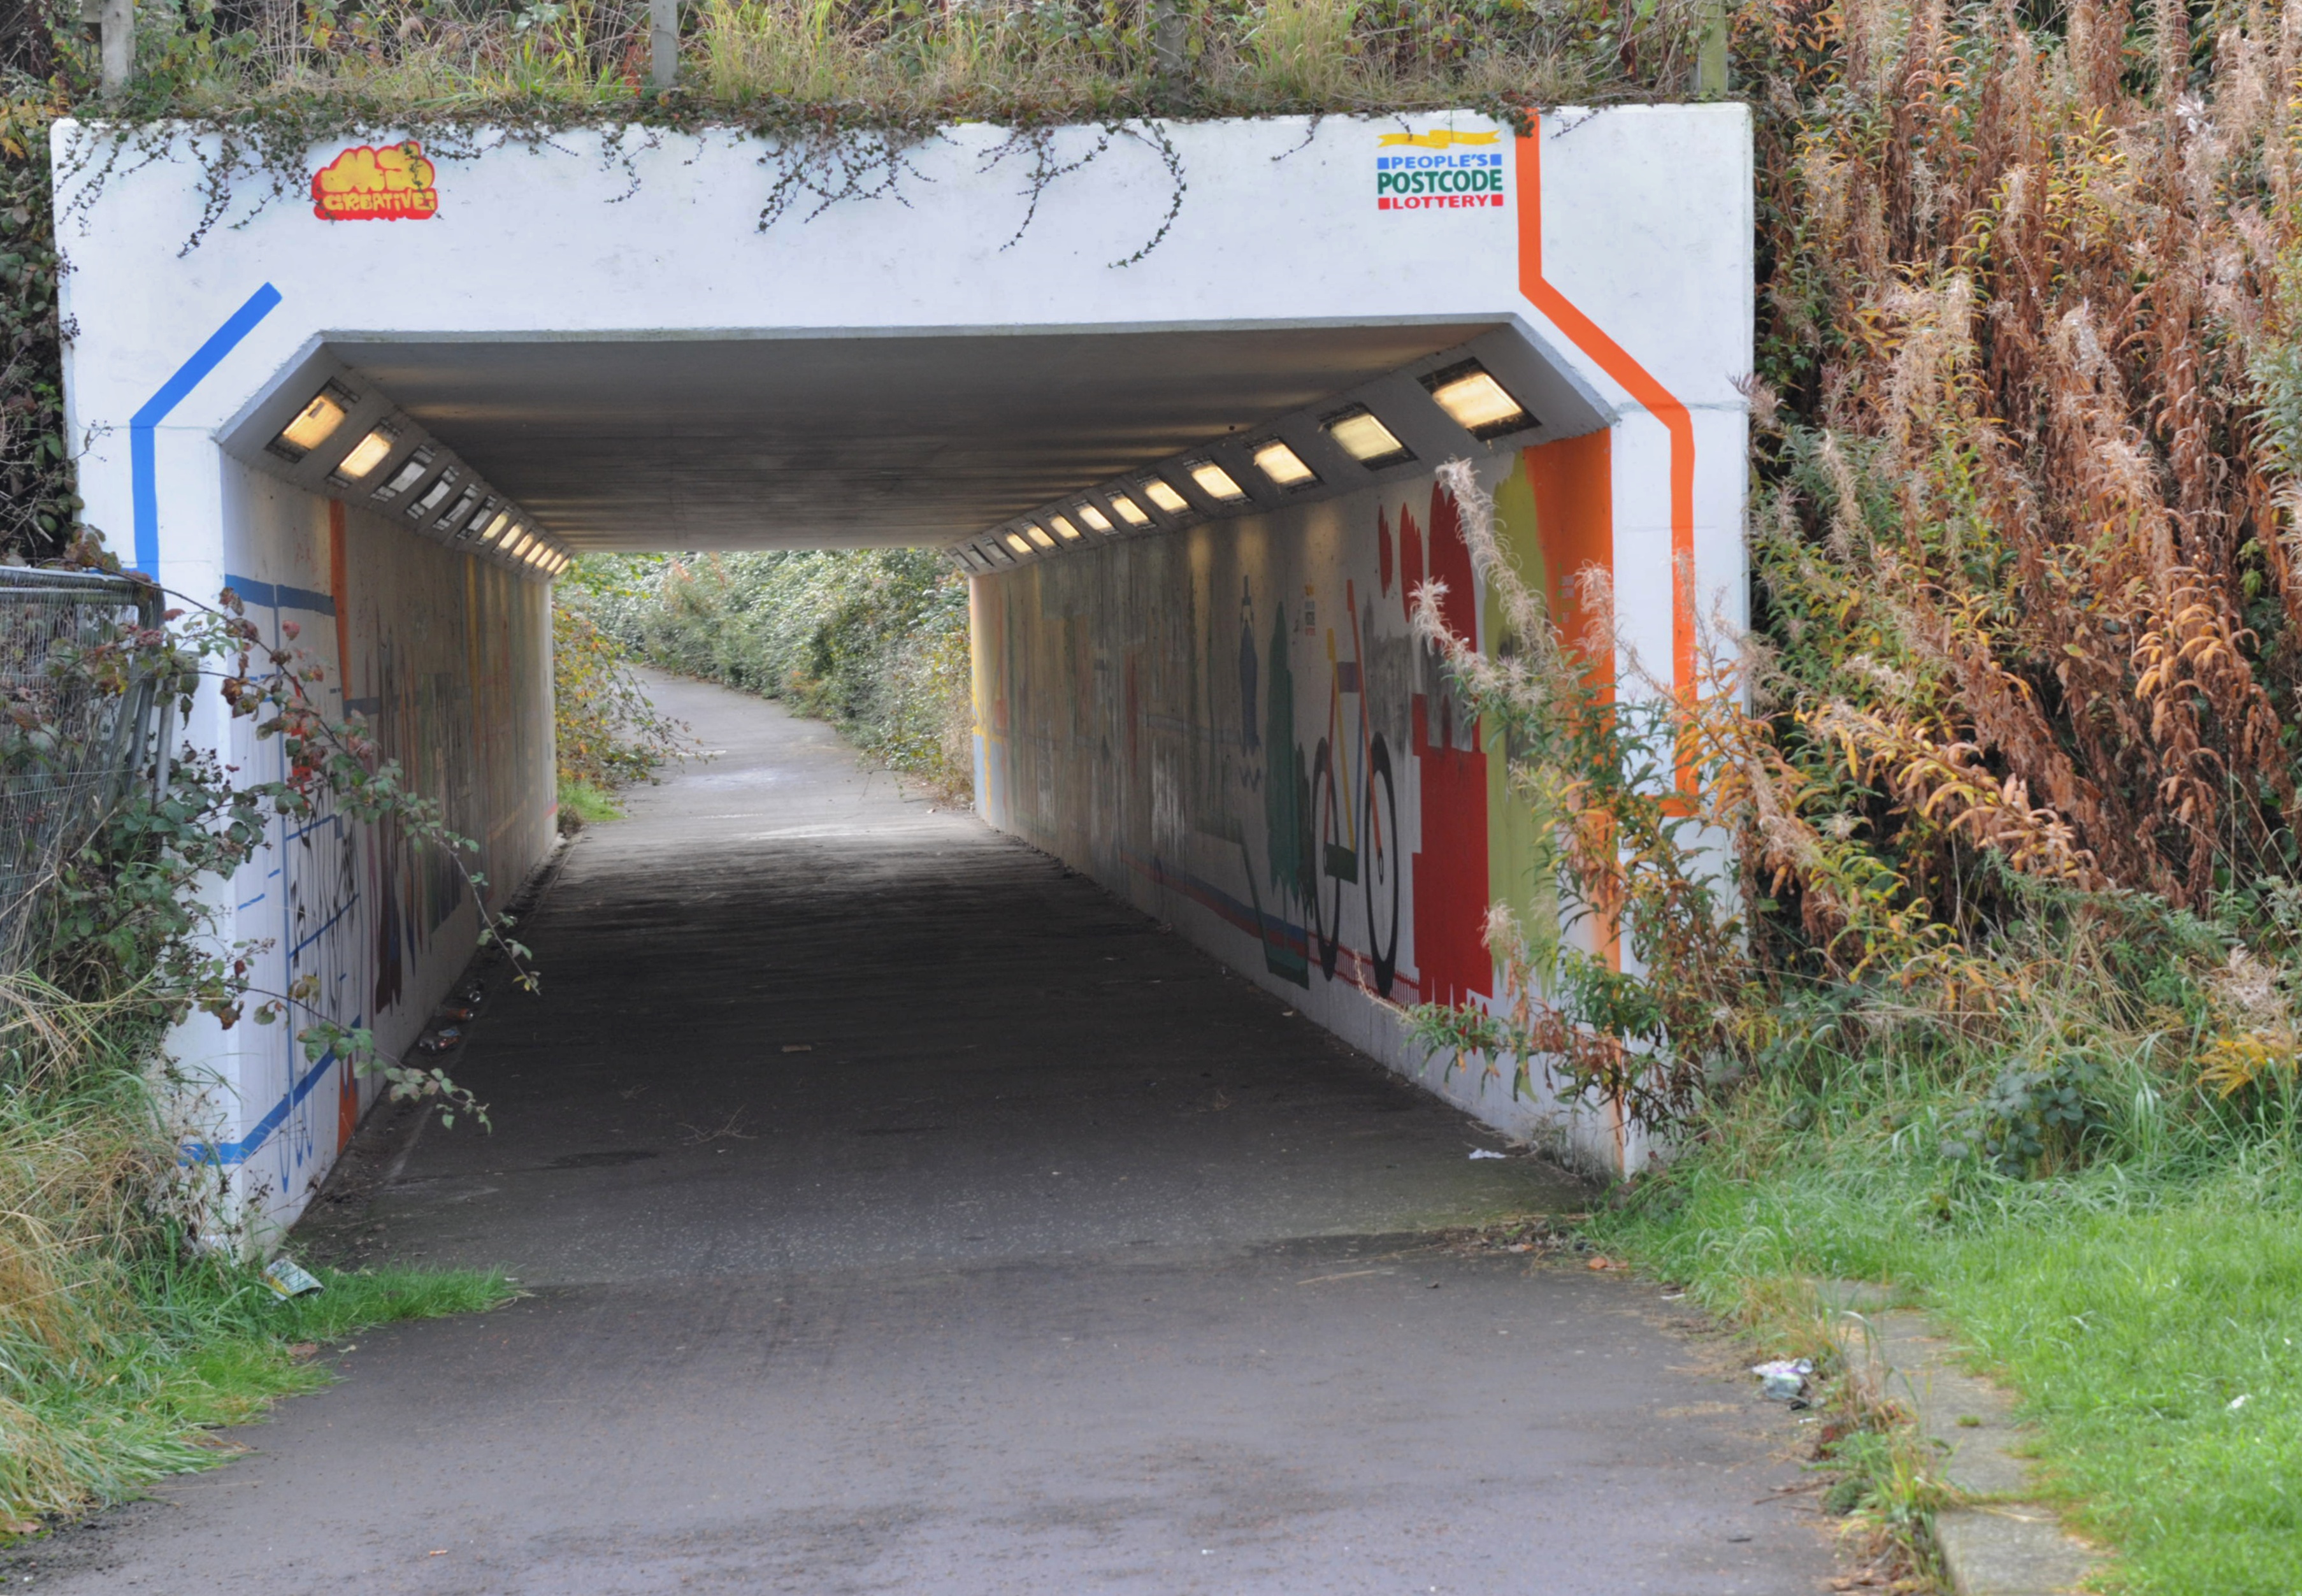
[131,284,284,577]
[222,573,336,616]
[288,893,359,961]
[180,1015,364,1168]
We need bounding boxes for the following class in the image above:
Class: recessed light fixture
[1188,461,1249,503]
[507,531,536,559]
[1077,503,1112,533]
[408,468,459,521]
[1251,439,1317,489]
[1323,405,1415,468]
[1422,360,1536,439]
[452,497,498,540]
[477,512,512,545]
[331,424,398,484]
[1005,532,1033,556]
[436,485,484,533]
[1109,494,1152,528]
[373,448,433,503]
[1049,515,1083,542]
[269,382,356,462]
[1143,478,1190,515]
[1026,524,1058,550]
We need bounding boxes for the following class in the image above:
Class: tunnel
[53,106,1753,1236]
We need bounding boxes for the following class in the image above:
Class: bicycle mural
[975,434,1616,1119]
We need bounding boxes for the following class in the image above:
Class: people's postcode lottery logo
[1374,129,1506,212]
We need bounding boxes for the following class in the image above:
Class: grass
[60,0,1709,129]
[4,1257,514,1535]
[558,775,624,825]
[1590,1067,2302,1595]
[0,1010,511,1534]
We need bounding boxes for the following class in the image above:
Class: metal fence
[0,567,165,973]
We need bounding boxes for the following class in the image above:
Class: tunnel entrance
[54,106,1752,1231]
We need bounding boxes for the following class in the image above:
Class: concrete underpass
[12,674,1831,1592]
[25,106,1829,1589]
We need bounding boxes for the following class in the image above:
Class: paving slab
[1832,1302,2101,1596]
[5,674,1840,1594]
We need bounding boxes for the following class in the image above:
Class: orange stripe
[327,500,352,693]
[1514,126,1697,712]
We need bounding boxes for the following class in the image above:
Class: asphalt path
[9,673,1835,1594]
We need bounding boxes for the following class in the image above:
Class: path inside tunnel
[14,675,1835,1594]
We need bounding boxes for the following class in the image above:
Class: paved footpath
[11,675,1836,1594]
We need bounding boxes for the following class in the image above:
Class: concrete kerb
[1822,1284,2101,1596]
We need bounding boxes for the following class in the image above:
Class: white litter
[2231,1394,2251,1411]
[262,1257,324,1298]
[1751,1358,1813,1401]
[1468,1148,1506,1160]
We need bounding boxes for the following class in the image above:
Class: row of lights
[271,383,573,580]
[956,359,1532,572]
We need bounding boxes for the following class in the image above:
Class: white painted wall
[54,105,1751,1203]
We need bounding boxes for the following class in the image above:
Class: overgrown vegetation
[14,0,2302,1577]
[574,550,974,799]
[552,587,688,828]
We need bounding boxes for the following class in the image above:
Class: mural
[206,468,553,1226]
[974,434,1613,1125]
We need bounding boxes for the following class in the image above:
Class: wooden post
[1693,0,1729,95]
[1152,0,1185,81]
[83,0,133,89]
[650,0,679,90]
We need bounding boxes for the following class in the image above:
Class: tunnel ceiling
[329,326,1500,551]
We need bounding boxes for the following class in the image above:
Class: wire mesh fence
[0,567,164,975]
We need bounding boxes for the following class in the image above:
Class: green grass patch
[558,776,624,825]
[3,1256,514,1534]
[1593,1076,2302,1595]
[0,1044,511,1534]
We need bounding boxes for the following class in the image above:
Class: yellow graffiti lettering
[1376,130,1501,150]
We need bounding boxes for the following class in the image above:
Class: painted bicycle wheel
[1363,735,1399,996]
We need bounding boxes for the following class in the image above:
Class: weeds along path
[9,673,1837,1593]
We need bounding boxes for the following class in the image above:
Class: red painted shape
[1409,483,1492,1007]
[1514,125,1695,714]
[1411,704,1491,1007]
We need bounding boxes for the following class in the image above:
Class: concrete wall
[975,435,1658,1168]
[168,465,555,1237]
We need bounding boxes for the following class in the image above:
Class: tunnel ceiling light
[1143,478,1191,515]
[477,512,513,545]
[1188,461,1249,503]
[1143,478,1191,514]
[453,496,498,540]
[331,424,398,484]
[373,448,433,503]
[1109,493,1151,528]
[407,468,459,521]
[1323,405,1414,468]
[1422,360,1535,440]
[1251,439,1318,489]
[1005,532,1033,556]
[1048,514,1083,542]
[1077,503,1112,533]
[268,382,356,463]
[1025,524,1058,550]
[436,485,484,532]
[507,531,536,559]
